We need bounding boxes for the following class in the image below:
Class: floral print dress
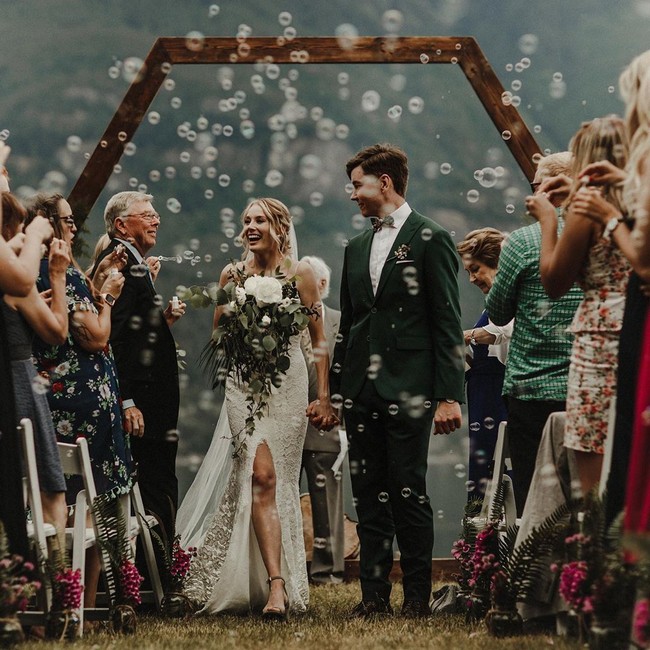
[33,261,133,500]
[564,235,631,454]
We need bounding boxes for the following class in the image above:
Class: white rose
[261,314,272,327]
[235,286,247,305]
[243,275,262,296]
[253,276,283,306]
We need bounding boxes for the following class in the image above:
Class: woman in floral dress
[26,193,133,608]
[525,115,631,498]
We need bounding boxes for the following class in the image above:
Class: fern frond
[503,498,580,602]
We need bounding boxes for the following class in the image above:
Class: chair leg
[132,483,164,609]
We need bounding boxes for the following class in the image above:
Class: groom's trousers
[344,379,434,604]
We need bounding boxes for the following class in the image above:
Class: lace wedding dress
[181,334,310,614]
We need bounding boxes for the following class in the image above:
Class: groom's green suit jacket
[331,210,465,404]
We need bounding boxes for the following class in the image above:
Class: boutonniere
[389,243,411,262]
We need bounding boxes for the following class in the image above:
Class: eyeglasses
[125,211,160,222]
[58,216,76,226]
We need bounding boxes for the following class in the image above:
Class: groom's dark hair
[346,143,409,197]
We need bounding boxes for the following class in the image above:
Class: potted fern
[92,494,143,634]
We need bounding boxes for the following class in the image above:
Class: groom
[330,143,464,618]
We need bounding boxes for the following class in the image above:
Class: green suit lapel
[374,212,421,302]
[358,229,375,303]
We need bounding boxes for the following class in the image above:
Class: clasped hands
[306,398,340,432]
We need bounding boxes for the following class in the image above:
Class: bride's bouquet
[188,263,316,454]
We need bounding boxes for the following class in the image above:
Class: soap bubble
[335,23,359,50]
[518,33,539,55]
[185,31,205,52]
[382,9,404,32]
[466,189,480,203]
[166,198,181,214]
[122,57,145,83]
[361,90,381,112]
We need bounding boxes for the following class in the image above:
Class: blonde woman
[526,116,632,497]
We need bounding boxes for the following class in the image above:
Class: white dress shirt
[368,201,411,294]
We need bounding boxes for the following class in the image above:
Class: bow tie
[371,215,395,233]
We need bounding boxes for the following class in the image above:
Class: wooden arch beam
[68,36,541,220]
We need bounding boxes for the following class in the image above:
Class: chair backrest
[19,418,50,562]
[57,438,98,504]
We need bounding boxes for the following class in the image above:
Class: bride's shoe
[262,576,289,622]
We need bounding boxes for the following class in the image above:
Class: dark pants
[506,397,566,516]
[301,450,345,583]
[130,436,178,587]
[344,380,434,603]
[606,274,648,526]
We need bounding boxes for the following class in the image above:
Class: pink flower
[558,561,590,612]
[53,568,83,610]
[119,559,143,605]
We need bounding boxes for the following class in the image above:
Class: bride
[177,197,338,619]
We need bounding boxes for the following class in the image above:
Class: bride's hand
[306,398,340,432]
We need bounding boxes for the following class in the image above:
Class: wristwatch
[603,216,622,240]
[470,329,477,346]
[102,293,117,307]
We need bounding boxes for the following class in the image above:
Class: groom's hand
[433,400,461,435]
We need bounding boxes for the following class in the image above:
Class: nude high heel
[262,576,289,622]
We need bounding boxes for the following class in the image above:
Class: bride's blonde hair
[239,197,293,259]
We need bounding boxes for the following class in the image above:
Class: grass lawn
[20,582,584,649]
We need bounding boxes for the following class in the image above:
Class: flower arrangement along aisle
[181,261,316,455]
[45,547,83,641]
[0,521,41,646]
[92,494,143,635]
[151,534,196,618]
[555,495,637,650]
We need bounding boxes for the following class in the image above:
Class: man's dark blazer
[331,210,464,405]
[94,239,179,439]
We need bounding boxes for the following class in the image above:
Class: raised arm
[0,215,53,296]
[7,239,70,344]
[525,192,594,299]
[70,270,124,353]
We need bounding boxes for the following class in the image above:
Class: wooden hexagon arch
[68,36,541,220]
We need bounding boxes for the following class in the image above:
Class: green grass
[21,583,583,649]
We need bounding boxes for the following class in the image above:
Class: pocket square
[395,259,415,264]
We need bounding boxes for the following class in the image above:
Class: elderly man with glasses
[92,191,185,582]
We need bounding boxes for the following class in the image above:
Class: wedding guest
[93,191,185,564]
[300,255,345,585]
[526,116,631,498]
[456,228,512,498]
[486,152,583,515]
[26,192,133,609]
[2,192,69,552]
[0,143,54,555]
[331,143,465,618]
[566,51,650,532]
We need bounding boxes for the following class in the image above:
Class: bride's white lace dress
[182,334,309,614]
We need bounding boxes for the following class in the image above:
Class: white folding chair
[476,421,518,529]
[60,437,163,616]
[19,418,56,623]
